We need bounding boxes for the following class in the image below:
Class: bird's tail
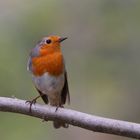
[53,105,69,129]
[53,120,69,129]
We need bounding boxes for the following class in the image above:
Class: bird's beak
[59,37,68,42]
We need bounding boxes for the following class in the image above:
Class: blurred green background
[0,0,140,140]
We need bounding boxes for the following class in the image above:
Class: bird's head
[37,35,67,56]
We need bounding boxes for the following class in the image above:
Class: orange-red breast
[27,35,70,128]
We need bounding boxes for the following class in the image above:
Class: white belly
[32,72,64,96]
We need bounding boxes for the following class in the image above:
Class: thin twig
[0,97,140,139]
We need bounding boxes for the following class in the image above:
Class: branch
[0,97,140,139]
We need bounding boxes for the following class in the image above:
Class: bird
[27,35,70,128]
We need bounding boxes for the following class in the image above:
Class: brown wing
[61,71,70,105]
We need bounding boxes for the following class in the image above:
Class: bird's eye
[46,39,52,44]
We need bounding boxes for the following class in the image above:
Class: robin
[27,35,70,128]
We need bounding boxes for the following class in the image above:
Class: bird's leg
[26,95,41,112]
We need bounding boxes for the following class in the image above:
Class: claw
[26,99,36,112]
[55,106,59,112]
[26,99,36,105]
[55,105,64,112]
[26,95,41,112]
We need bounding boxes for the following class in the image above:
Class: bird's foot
[26,95,41,112]
[26,99,37,112]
